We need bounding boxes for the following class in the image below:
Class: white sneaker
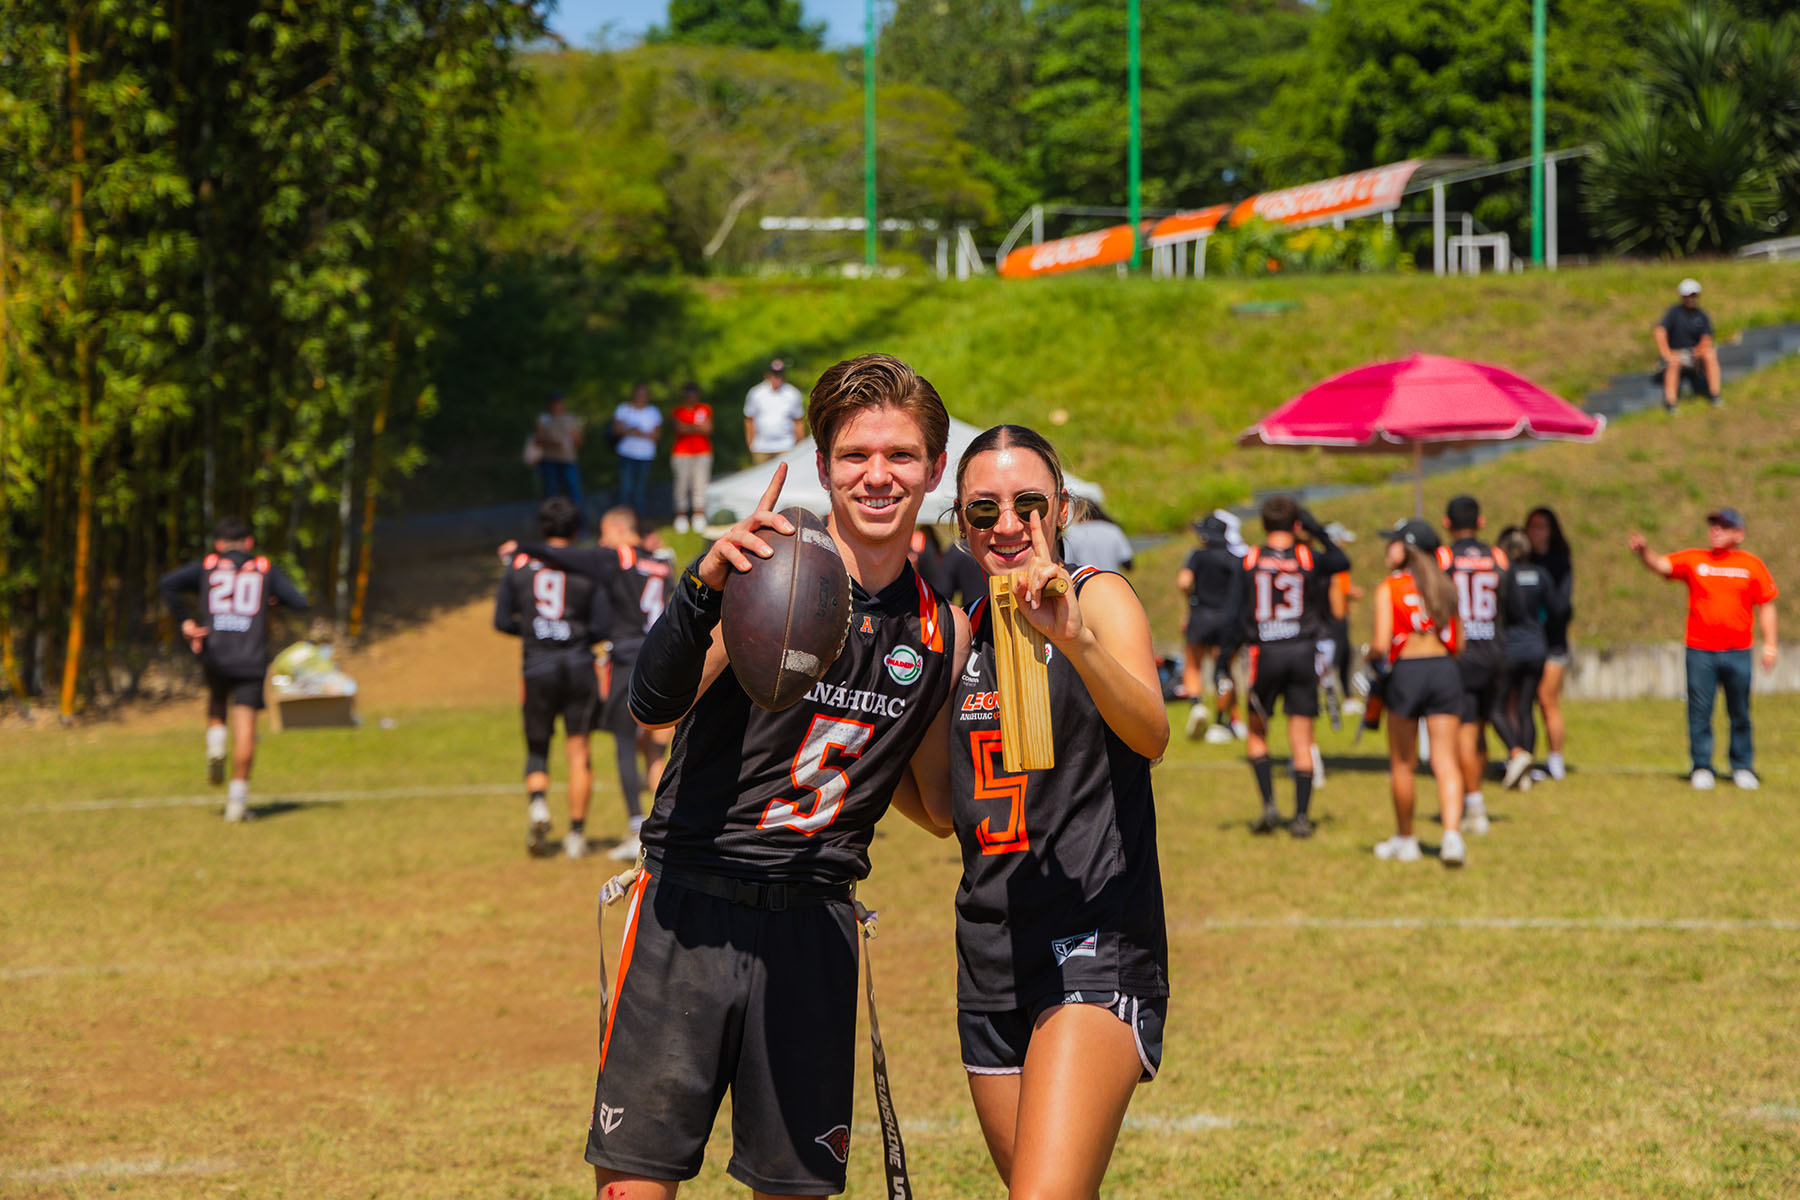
[1503,750,1533,790]
[1464,797,1489,836]
[1546,752,1566,781]
[527,798,553,854]
[1374,835,1421,862]
[1231,720,1248,740]
[673,515,690,534]
[1733,769,1760,790]
[223,798,248,823]
[564,831,589,858]
[1185,704,1207,740]
[1691,768,1716,790]
[1440,829,1466,868]
[1204,723,1234,745]
[1342,698,1365,717]
[607,833,642,862]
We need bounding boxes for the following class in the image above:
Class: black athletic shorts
[521,654,598,743]
[1185,608,1233,649]
[1248,641,1319,719]
[960,991,1165,1083]
[586,864,860,1194]
[1385,656,1463,720]
[205,667,264,716]
[1455,643,1505,723]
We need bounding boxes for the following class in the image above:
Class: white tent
[705,415,1105,526]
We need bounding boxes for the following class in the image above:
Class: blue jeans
[616,456,652,519]
[1685,647,1754,773]
[538,460,583,509]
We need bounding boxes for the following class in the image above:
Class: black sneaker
[1288,813,1314,839]
[1251,806,1283,835]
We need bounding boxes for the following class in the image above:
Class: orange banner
[1147,205,1228,246]
[1227,160,1424,230]
[998,224,1139,279]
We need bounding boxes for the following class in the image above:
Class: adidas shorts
[585,865,859,1194]
[958,991,1166,1083]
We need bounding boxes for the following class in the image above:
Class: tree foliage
[1583,4,1799,254]
[650,0,825,52]
[0,0,545,712]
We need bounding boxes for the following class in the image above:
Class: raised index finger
[757,462,789,516]
[1028,507,1056,561]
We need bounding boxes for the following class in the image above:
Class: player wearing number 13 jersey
[1238,496,1348,837]
[585,355,964,1198]
[157,516,310,821]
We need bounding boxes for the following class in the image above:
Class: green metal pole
[1530,0,1545,265]
[1127,0,1141,270]
[864,0,877,271]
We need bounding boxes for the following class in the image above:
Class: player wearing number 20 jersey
[952,567,1169,1019]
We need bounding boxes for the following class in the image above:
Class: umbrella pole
[1412,442,1424,518]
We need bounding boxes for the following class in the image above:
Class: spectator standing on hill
[669,381,714,534]
[611,383,662,520]
[1062,501,1134,572]
[743,358,806,464]
[1525,506,1574,780]
[1655,278,1722,412]
[534,392,585,508]
[1178,514,1246,744]
[157,516,311,822]
[1629,508,1779,790]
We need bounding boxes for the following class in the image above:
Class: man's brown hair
[808,353,950,464]
[1261,495,1301,535]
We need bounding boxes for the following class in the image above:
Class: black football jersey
[1184,544,1244,618]
[950,567,1169,1011]
[511,541,675,665]
[157,550,310,678]
[1438,537,1509,648]
[494,551,606,672]
[1242,542,1333,645]
[643,563,952,885]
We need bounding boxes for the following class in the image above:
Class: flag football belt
[594,859,914,1197]
[650,857,853,910]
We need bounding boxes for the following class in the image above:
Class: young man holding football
[585,353,967,1199]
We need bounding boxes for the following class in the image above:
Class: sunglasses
[960,492,1053,531]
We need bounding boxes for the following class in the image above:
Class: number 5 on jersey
[760,716,873,836]
[969,730,1029,854]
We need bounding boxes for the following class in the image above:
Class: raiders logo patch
[814,1123,851,1164]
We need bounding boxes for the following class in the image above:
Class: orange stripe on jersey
[203,553,219,569]
[1295,544,1313,571]
[1070,565,1101,586]
[618,545,636,570]
[252,557,269,573]
[915,573,943,653]
[598,869,651,1072]
[512,553,529,570]
[1243,547,1262,569]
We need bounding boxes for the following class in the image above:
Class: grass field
[6,689,1798,1198]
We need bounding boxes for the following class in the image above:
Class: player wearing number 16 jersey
[494,497,609,858]
[157,516,310,822]
[1436,495,1509,834]
[584,354,964,1198]
[1239,496,1348,838]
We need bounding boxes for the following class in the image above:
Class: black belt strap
[651,858,852,911]
[857,901,913,1199]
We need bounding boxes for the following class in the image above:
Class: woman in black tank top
[906,424,1170,1198]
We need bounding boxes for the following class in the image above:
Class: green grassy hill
[421,259,1800,533]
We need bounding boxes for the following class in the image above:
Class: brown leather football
[722,507,852,710]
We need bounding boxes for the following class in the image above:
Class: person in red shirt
[1629,507,1780,789]
[669,380,714,534]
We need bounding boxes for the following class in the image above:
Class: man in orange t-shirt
[1629,508,1779,790]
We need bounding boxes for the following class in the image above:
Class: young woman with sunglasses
[902,423,1169,1198]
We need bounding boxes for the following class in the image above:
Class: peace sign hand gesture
[1011,509,1078,645]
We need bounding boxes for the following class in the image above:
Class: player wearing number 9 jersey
[157,515,310,821]
[1238,496,1348,837]
[494,496,609,857]
[584,354,965,1198]
[1437,494,1508,835]
[898,423,1169,1200]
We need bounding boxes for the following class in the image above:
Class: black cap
[1380,519,1441,553]
[1707,506,1745,530]
[1193,514,1229,544]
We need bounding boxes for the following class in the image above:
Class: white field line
[1,1157,235,1184]
[9,915,1792,984]
[12,782,537,814]
[1747,1104,1800,1122]
[1184,915,1800,933]
[850,1112,1235,1138]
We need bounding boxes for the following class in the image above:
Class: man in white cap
[743,358,806,464]
[1654,278,1721,413]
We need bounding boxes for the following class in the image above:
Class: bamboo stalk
[59,15,94,723]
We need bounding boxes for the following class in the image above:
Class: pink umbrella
[1238,353,1605,515]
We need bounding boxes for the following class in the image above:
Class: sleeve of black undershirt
[589,575,614,646]
[156,562,204,624]
[267,566,310,613]
[628,559,724,726]
[493,572,522,636]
